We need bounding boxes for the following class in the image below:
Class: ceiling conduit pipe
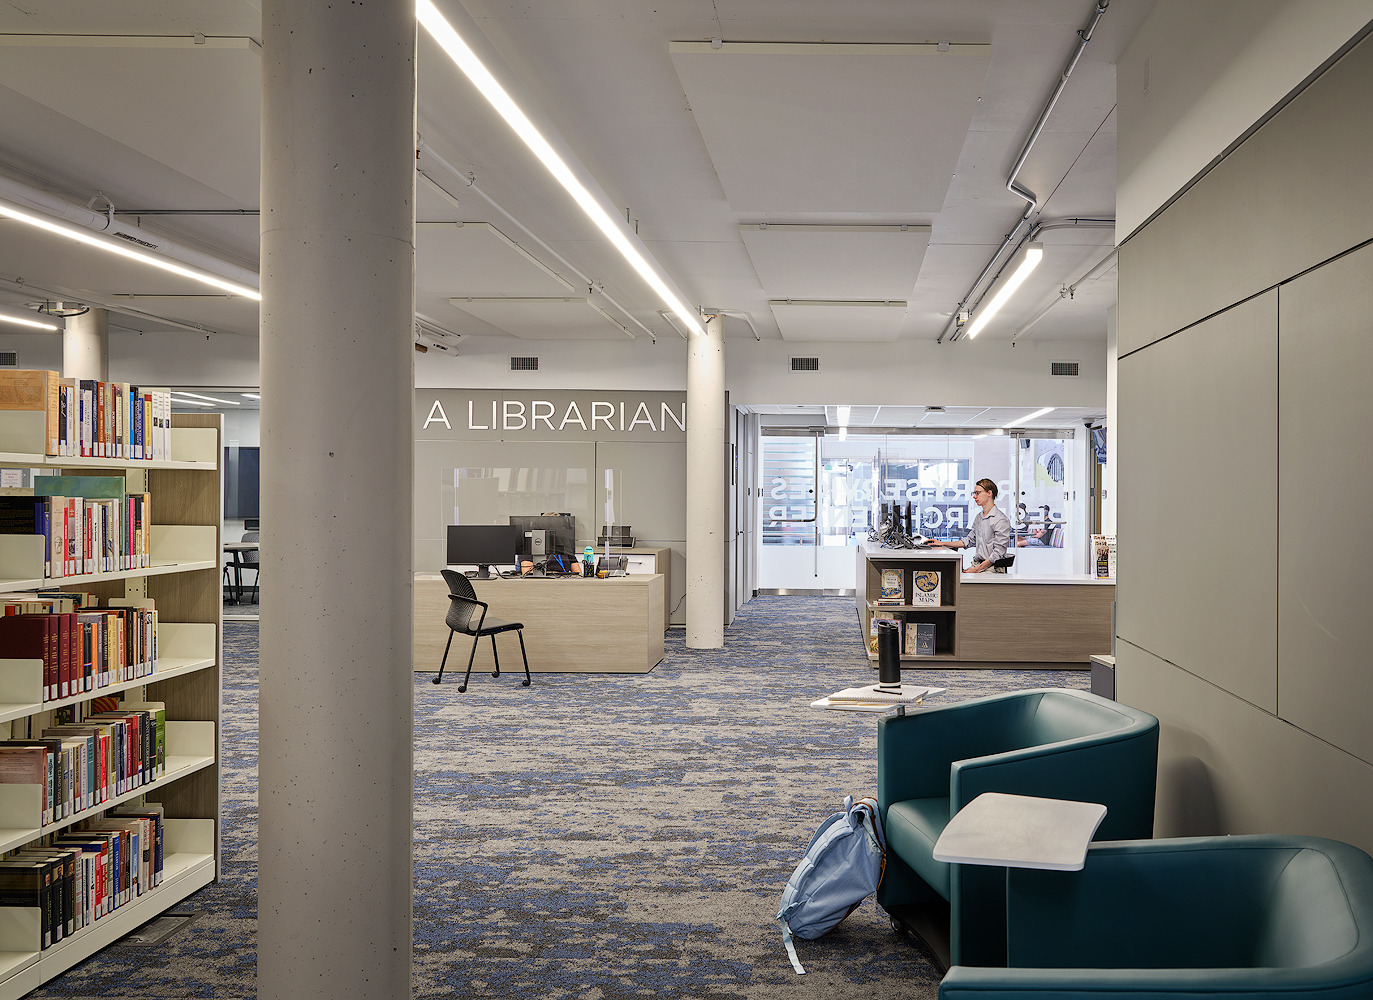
[0,170,261,293]
[416,136,663,344]
[938,0,1110,344]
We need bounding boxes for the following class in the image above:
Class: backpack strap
[780,919,807,975]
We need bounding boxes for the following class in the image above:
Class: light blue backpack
[775,795,886,974]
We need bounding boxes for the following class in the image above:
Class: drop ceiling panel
[448,297,634,341]
[670,42,992,214]
[0,38,260,204]
[417,222,573,298]
[770,300,907,343]
[740,224,931,300]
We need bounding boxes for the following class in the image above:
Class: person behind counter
[927,478,1013,573]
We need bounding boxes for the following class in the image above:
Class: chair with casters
[939,835,1373,1000]
[433,569,530,692]
[877,688,1158,969]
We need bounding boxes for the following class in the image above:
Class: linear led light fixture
[0,303,63,331]
[174,391,240,406]
[0,197,261,301]
[1003,406,1055,429]
[417,0,704,337]
[965,242,1043,340]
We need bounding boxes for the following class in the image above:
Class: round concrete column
[686,311,726,648]
[62,307,108,380]
[259,3,415,998]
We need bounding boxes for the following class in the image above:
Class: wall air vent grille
[510,356,539,371]
[0,351,16,367]
[790,357,820,372]
[1050,361,1081,377]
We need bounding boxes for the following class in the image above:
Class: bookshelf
[856,542,964,662]
[0,408,221,999]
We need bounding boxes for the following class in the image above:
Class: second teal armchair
[940,835,1373,1000]
[876,688,1159,967]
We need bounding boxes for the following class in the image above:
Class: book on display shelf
[869,614,900,653]
[877,568,904,605]
[906,622,936,656]
[909,569,941,606]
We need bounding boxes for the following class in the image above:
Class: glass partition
[759,427,1083,589]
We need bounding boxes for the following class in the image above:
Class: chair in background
[991,554,1015,571]
[434,569,530,692]
[238,530,260,604]
[877,688,1159,968]
[939,835,1373,1000]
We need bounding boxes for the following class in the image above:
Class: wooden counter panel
[958,582,1115,663]
[414,574,665,674]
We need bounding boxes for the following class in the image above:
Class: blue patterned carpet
[30,596,1086,999]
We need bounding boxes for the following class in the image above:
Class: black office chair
[992,553,1015,571]
[433,569,530,692]
[239,530,260,603]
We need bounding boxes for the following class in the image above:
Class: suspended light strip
[965,243,1043,340]
[170,397,215,407]
[0,310,61,331]
[1002,406,1055,429]
[0,198,261,301]
[416,0,704,337]
[241,393,261,400]
[174,391,241,406]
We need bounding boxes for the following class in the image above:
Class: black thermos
[876,619,902,690]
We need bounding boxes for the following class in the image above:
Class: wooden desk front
[414,573,665,674]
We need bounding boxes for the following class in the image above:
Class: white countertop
[962,573,1115,585]
[859,540,963,562]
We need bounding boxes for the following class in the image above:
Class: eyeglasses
[971,489,986,496]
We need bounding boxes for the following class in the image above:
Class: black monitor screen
[446,524,520,576]
[508,514,576,558]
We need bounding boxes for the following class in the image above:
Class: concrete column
[259,4,415,999]
[62,307,108,380]
[686,311,726,648]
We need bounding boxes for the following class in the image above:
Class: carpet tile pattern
[28,596,1087,999]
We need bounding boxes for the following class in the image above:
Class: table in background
[413,572,665,674]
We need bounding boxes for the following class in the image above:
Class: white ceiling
[0,0,1151,351]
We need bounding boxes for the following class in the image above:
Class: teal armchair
[876,688,1159,967]
[940,835,1373,1000]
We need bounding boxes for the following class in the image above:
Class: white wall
[1117,0,1373,239]
[0,327,259,387]
[418,333,1107,409]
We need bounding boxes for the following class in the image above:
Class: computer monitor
[508,514,576,559]
[445,524,520,579]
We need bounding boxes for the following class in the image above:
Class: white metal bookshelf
[0,408,222,999]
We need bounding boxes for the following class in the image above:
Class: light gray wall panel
[1118,31,1373,355]
[1277,242,1373,764]
[1117,292,1277,710]
[595,441,688,625]
[1117,640,1373,856]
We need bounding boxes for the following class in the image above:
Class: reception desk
[414,572,665,675]
[857,541,1113,667]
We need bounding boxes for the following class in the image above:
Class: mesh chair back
[241,531,259,567]
[440,568,477,601]
[445,593,482,634]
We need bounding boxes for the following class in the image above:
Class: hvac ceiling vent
[790,356,821,372]
[0,351,17,368]
[1050,361,1081,377]
[510,356,539,372]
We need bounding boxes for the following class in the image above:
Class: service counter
[857,541,1113,668]
[414,572,665,675]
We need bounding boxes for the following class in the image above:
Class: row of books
[876,567,942,606]
[0,602,159,702]
[0,487,152,579]
[0,805,164,950]
[0,369,174,460]
[0,701,167,827]
[870,616,937,656]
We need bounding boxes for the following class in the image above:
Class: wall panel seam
[1118,637,1372,768]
